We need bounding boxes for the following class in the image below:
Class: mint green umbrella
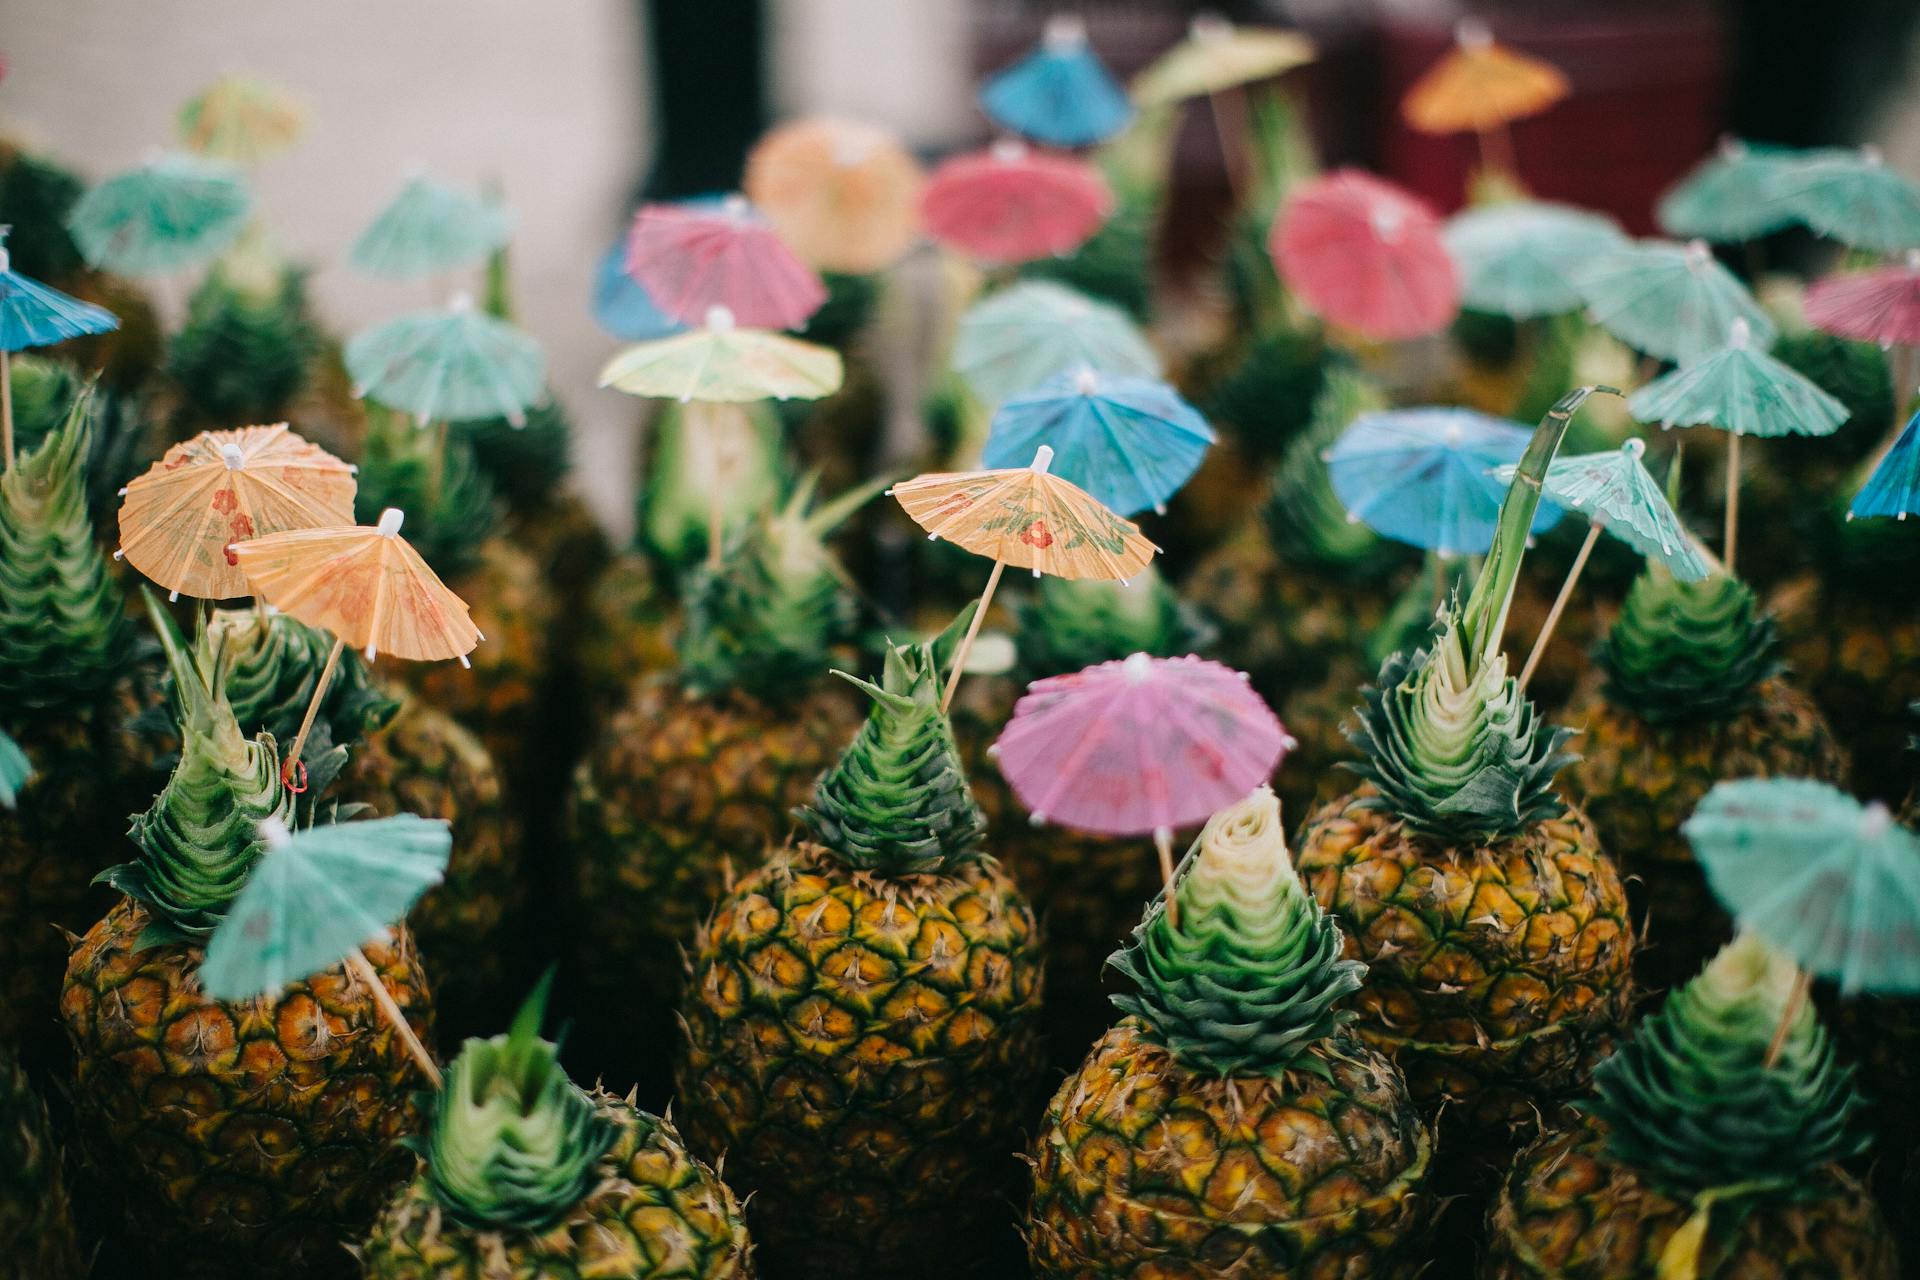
[0,728,29,809]
[1656,138,1850,244]
[1574,238,1774,366]
[1769,147,1920,255]
[346,295,546,425]
[66,152,251,276]
[953,281,1160,407]
[349,174,514,280]
[1444,200,1625,318]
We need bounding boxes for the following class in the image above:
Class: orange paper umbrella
[231,507,480,786]
[1402,19,1568,179]
[890,444,1158,709]
[744,116,924,275]
[116,423,356,601]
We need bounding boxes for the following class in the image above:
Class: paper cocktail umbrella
[979,15,1134,149]
[0,230,119,468]
[591,237,686,341]
[1657,137,1851,244]
[744,117,923,274]
[890,445,1157,709]
[1401,19,1568,180]
[116,424,357,601]
[200,814,450,1084]
[624,195,826,330]
[1806,251,1920,420]
[951,280,1159,406]
[1131,15,1316,107]
[344,294,546,426]
[1850,408,1919,521]
[991,651,1291,920]
[1574,238,1775,367]
[66,151,251,276]
[1443,200,1625,319]
[921,140,1114,267]
[0,728,28,810]
[1767,146,1920,255]
[980,366,1214,518]
[349,173,514,280]
[177,73,306,166]
[1270,169,1459,340]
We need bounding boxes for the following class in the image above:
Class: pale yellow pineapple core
[1694,932,1802,1019]
[1177,786,1302,939]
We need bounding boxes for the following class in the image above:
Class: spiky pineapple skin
[569,680,865,1002]
[675,843,1045,1280]
[359,1096,753,1280]
[1027,1022,1434,1279]
[1483,1114,1897,1279]
[1293,791,1633,1169]
[60,898,433,1279]
[0,1047,83,1279]
[1569,676,1848,994]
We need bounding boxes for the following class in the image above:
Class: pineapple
[164,247,316,433]
[1569,566,1848,994]
[1027,786,1435,1277]
[360,977,752,1280]
[1484,934,1893,1278]
[10,355,156,531]
[0,1046,82,1279]
[62,604,432,1277]
[674,626,1046,1280]
[1294,388,1635,1184]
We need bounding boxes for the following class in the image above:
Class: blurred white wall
[771,0,972,148]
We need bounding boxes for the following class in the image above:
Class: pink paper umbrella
[624,194,828,330]
[920,139,1113,266]
[992,652,1292,922]
[1270,168,1460,340]
[1806,250,1920,347]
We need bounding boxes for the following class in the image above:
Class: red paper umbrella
[623,195,827,331]
[1806,250,1920,347]
[1270,168,1460,340]
[920,139,1113,266]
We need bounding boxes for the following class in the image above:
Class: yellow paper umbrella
[744,116,924,275]
[177,73,307,166]
[890,445,1159,709]
[1131,15,1317,107]
[116,424,357,601]
[231,508,479,785]
[1402,19,1569,180]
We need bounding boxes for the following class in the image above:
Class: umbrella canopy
[0,238,119,352]
[117,424,358,601]
[1805,251,1920,347]
[344,296,546,425]
[1496,438,1709,578]
[1401,21,1569,135]
[67,151,251,275]
[177,73,306,166]
[590,237,686,342]
[921,139,1114,267]
[1270,168,1459,340]
[1657,138,1850,244]
[598,305,843,403]
[1574,238,1775,365]
[199,814,450,1002]
[1131,15,1316,107]
[992,652,1290,837]
[890,452,1158,581]
[743,117,923,274]
[624,194,827,330]
[0,728,29,810]
[1851,411,1920,521]
[1769,147,1920,254]
[230,507,481,663]
[952,280,1160,406]
[1443,200,1626,318]
[349,174,514,280]
[1684,777,1920,995]
[980,366,1215,517]
[1323,406,1559,556]
[1627,318,1846,439]
[979,16,1134,149]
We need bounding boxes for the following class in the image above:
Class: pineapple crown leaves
[11,356,154,528]
[0,383,135,717]
[204,607,398,752]
[1586,933,1867,1202]
[353,404,501,580]
[452,398,572,513]
[166,259,316,425]
[1598,565,1781,726]
[410,970,618,1233]
[797,608,987,876]
[1109,786,1366,1079]
[1264,368,1410,579]
[677,472,882,701]
[1011,565,1213,679]
[97,592,292,948]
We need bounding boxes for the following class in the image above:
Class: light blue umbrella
[1444,201,1626,318]
[1656,138,1851,244]
[66,151,251,276]
[349,173,514,279]
[980,16,1134,149]
[980,366,1215,517]
[1768,147,1920,255]
[0,728,29,809]
[1851,410,1920,522]
[1574,238,1775,366]
[345,295,546,425]
[0,233,120,468]
[1323,407,1563,558]
[591,239,684,342]
[953,280,1160,407]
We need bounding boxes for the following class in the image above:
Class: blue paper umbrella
[980,16,1134,149]
[1768,147,1920,255]
[66,152,251,275]
[591,238,685,341]
[1523,439,1709,579]
[954,281,1160,406]
[1574,238,1775,366]
[980,367,1215,517]
[1324,407,1562,557]
[349,173,514,279]
[1656,138,1852,244]
[1443,201,1626,319]
[0,239,120,352]
[0,728,30,810]
[345,296,547,424]
[1851,410,1920,521]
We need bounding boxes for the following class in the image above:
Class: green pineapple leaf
[166,256,315,425]
[1110,786,1365,1077]
[10,356,154,527]
[1011,564,1212,679]
[1599,566,1781,725]
[205,606,398,754]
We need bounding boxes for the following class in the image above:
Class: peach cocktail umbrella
[115,424,357,601]
[1401,18,1569,182]
[888,444,1158,712]
[744,116,924,275]
[624,195,827,330]
[230,507,481,791]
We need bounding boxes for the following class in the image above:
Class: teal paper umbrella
[1656,138,1850,243]
[66,151,251,275]
[1574,238,1775,366]
[952,280,1160,407]
[0,231,119,468]
[345,295,546,425]
[1850,409,1919,521]
[0,728,29,809]
[1769,146,1920,255]
[979,15,1135,149]
[1444,200,1626,318]
[349,174,514,280]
